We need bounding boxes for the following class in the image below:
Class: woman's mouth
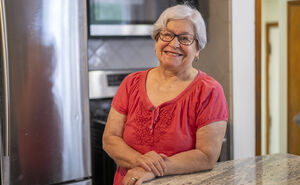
[164,51,183,57]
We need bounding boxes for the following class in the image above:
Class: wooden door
[288,1,300,154]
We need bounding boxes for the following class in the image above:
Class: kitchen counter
[144,153,300,185]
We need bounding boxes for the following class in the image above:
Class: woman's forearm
[163,121,226,176]
[103,137,216,174]
[103,135,141,169]
[164,149,216,175]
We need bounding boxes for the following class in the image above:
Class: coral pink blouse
[111,68,228,185]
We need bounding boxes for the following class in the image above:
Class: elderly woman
[103,4,228,185]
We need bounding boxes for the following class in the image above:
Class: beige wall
[193,0,233,159]
[278,0,288,153]
[261,0,280,155]
[194,0,232,113]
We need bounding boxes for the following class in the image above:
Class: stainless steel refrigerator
[0,0,91,184]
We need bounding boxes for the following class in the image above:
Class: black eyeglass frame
[158,31,196,46]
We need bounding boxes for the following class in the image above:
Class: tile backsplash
[88,38,159,71]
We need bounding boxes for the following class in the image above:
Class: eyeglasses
[159,30,196,46]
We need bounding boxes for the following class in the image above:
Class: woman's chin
[161,63,181,70]
[160,59,183,69]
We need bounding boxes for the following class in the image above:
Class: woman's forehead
[166,19,195,34]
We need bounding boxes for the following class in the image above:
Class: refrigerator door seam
[0,0,10,157]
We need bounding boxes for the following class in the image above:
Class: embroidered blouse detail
[133,103,153,146]
[131,103,176,146]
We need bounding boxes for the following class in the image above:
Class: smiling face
[155,19,200,71]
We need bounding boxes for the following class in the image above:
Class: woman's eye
[181,37,189,41]
[164,33,173,38]
[180,36,191,42]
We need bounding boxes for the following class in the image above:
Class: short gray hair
[151,4,207,50]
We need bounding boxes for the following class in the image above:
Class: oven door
[90,117,116,185]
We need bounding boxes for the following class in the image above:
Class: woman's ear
[194,50,200,62]
[195,49,200,58]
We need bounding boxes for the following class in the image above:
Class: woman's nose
[168,36,180,48]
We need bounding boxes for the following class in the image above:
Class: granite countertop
[144,153,300,185]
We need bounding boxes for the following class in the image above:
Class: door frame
[255,0,262,156]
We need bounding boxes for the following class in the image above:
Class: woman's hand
[122,167,155,185]
[135,151,168,176]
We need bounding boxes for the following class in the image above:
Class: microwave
[88,0,201,37]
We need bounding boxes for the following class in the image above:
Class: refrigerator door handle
[0,0,10,157]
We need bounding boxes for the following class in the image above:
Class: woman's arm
[164,120,227,175]
[103,107,167,176]
[103,107,141,169]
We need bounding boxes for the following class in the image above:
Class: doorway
[256,0,300,155]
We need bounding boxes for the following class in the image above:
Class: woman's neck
[155,66,198,82]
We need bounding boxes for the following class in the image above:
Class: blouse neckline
[141,67,201,108]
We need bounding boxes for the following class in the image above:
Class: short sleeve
[111,75,130,115]
[196,84,228,128]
